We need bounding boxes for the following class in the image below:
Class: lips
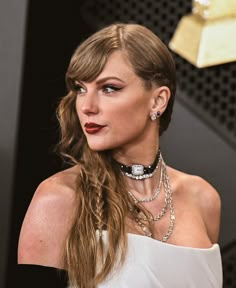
[84,122,105,134]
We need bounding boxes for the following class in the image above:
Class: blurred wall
[0,0,28,287]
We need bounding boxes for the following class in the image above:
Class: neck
[125,161,162,197]
[112,143,162,197]
[112,142,160,166]
[112,121,160,165]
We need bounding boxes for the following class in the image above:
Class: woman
[18,23,223,287]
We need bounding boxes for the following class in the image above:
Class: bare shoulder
[168,166,221,204]
[167,166,221,243]
[18,165,80,269]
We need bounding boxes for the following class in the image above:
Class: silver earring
[151,113,157,121]
[151,111,161,121]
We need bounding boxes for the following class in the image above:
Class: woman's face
[75,51,159,153]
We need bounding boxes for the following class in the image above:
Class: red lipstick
[84,122,105,134]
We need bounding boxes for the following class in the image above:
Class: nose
[80,90,99,115]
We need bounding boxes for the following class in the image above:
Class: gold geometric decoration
[169,0,236,68]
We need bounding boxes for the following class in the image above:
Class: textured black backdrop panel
[80,0,236,148]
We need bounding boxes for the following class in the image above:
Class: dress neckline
[100,230,219,252]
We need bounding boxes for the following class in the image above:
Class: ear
[150,86,171,116]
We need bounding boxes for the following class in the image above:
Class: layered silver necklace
[128,159,175,242]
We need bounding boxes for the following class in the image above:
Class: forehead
[96,51,136,81]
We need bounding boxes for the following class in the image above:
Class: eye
[102,85,122,94]
[73,83,86,95]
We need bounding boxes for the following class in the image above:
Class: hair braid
[95,187,105,235]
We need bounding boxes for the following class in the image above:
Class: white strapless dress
[97,231,223,288]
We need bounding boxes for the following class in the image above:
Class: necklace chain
[127,161,163,204]
[129,161,175,242]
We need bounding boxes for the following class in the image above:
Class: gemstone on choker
[117,150,161,180]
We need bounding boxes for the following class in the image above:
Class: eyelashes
[73,83,86,94]
[102,85,122,94]
[72,83,123,96]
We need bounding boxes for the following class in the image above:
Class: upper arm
[196,177,221,244]
[18,176,76,269]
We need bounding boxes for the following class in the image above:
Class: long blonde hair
[57,23,176,287]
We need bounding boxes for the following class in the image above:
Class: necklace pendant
[117,150,161,180]
[132,165,144,176]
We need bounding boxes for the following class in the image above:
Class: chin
[86,141,111,152]
[86,139,120,152]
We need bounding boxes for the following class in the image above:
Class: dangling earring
[151,111,161,121]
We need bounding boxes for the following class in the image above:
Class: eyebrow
[95,77,126,85]
[74,76,126,86]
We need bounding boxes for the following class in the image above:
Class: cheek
[75,101,79,115]
[75,102,84,123]
[111,104,150,135]
[116,99,150,122]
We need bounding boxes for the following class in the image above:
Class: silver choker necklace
[117,150,161,180]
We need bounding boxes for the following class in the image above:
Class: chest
[126,196,212,248]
